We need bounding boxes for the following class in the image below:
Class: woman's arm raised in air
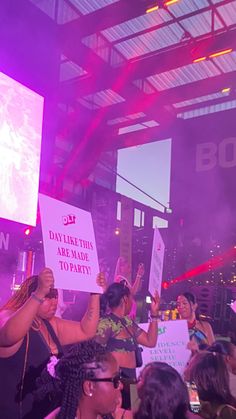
[55,273,106,346]
[137,291,160,348]
[131,263,144,296]
[0,268,54,348]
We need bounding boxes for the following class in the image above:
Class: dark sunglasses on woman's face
[89,372,122,389]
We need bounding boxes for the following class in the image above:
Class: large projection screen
[116,139,172,216]
[0,71,44,226]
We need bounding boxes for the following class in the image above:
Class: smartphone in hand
[186,381,201,414]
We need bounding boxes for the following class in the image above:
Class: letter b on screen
[196,138,236,172]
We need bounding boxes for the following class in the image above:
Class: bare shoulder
[196,320,212,332]
[51,315,79,332]
[197,320,214,344]
[203,321,214,334]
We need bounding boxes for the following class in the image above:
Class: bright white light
[116,139,172,215]
[0,72,44,226]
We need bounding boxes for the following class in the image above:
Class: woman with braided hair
[0,268,105,418]
[38,340,123,419]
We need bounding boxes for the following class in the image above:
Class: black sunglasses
[89,372,121,389]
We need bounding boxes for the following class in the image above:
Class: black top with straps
[96,313,142,353]
[0,320,63,419]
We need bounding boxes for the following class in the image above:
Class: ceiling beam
[107,106,236,151]
[60,0,147,40]
[78,70,235,126]
[58,30,175,123]
[60,0,232,41]
[59,27,236,102]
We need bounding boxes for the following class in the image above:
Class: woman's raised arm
[0,268,54,347]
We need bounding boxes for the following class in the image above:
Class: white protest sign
[148,228,165,297]
[39,193,101,293]
[138,320,191,375]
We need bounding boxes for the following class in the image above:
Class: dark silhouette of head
[184,351,236,406]
[135,362,189,419]
[208,340,236,374]
[101,282,131,315]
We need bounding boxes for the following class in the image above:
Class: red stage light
[169,247,236,286]
[24,227,32,236]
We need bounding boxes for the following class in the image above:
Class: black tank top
[0,323,62,419]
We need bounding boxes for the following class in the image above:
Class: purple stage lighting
[0,71,44,226]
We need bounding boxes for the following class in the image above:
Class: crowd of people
[0,264,235,418]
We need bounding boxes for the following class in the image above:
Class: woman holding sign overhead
[0,267,105,419]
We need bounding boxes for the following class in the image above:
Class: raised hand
[136,263,145,278]
[36,268,54,298]
[187,338,199,353]
[150,291,160,316]
[96,272,107,292]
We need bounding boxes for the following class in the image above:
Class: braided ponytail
[0,275,38,312]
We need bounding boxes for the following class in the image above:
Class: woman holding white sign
[95,281,159,410]
[176,292,215,349]
[0,267,105,419]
